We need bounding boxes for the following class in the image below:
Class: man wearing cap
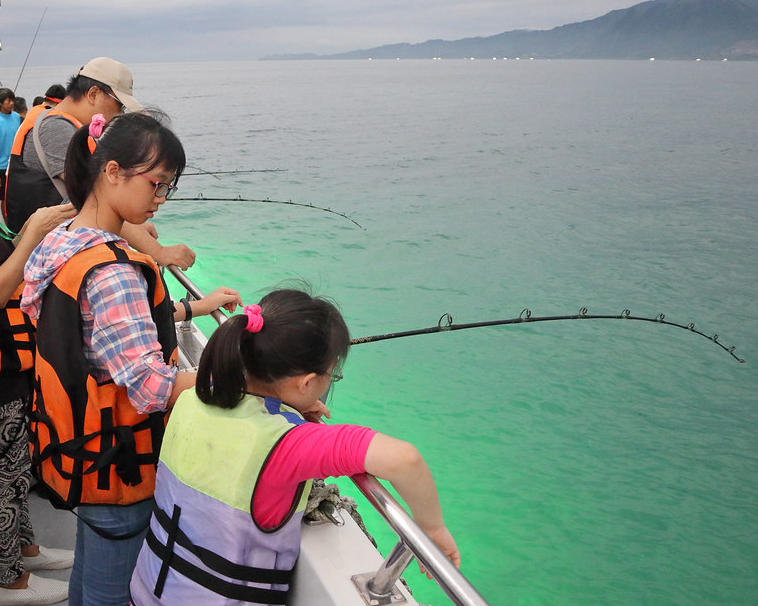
[3,57,195,269]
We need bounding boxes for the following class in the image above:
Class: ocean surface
[13,59,758,606]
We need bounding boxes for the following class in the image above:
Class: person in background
[0,88,21,207]
[41,85,65,109]
[130,288,461,605]
[0,205,77,606]
[21,110,241,606]
[13,98,27,120]
[31,85,65,111]
[2,58,195,270]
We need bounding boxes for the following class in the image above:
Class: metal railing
[165,265,491,606]
[350,473,491,606]
[166,264,228,326]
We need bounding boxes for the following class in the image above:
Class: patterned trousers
[0,395,35,585]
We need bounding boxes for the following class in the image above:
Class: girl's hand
[301,400,331,423]
[418,525,461,578]
[197,287,243,316]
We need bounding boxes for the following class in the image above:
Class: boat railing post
[351,540,415,604]
[349,473,491,606]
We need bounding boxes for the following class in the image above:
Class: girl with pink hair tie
[130,288,461,605]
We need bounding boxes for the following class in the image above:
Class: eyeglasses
[329,367,344,383]
[130,171,178,199]
[103,90,125,113]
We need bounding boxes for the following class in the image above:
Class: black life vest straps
[29,404,160,484]
[147,503,292,604]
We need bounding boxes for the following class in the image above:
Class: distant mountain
[263,0,758,60]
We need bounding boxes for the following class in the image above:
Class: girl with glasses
[129,288,461,605]
[20,110,242,606]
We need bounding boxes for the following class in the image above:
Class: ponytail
[196,289,350,410]
[64,110,185,211]
[65,126,97,210]
[196,315,249,410]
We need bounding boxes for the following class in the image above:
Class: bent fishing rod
[182,167,288,178]
[350,308,745,363]
[172,194,364,229]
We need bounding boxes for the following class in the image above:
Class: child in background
[20,111,241,606]
[129,288,460,605]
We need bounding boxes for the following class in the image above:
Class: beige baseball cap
[76,57,142,112]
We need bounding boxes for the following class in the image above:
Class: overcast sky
[1,0,638,68]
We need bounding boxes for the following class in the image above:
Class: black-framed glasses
[329,367,344,383]
[130,171,178,199]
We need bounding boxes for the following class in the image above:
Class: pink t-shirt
[253,422,376,528]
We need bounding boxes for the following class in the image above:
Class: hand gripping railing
[349,473,491,606]
[166,264,227,326]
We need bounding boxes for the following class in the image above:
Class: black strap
[146,531,289,604]
[151,504,292,585]
[146,503,292,603]
[154,505,183,598]
[179,298,192,321]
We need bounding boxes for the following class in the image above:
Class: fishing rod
[182,167,288,178]
[350,308,745,363]
[171,194,364,229]
[14,7,47,91]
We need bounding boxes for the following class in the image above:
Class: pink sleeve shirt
[253,423,377,528]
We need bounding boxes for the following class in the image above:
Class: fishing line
[350,308,745,363]
[182,167,287,179]
[171,194,364,229]
[14,7,47,91]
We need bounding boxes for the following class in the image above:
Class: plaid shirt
[81,262,177,414]
[22,224,177,414]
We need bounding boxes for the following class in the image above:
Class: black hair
[13,97,27,113]
[32,96,45,107]
[196,289,351,410]
[65,110,186,211]
[65,75,113,101]
[0,88,15,104]
[44,84,65,100]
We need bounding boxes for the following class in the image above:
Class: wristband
[180,298,193,321]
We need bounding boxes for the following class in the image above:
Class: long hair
[64,110,185,211]
[196,289,350,410]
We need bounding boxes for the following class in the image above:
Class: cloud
[0,0,639,67]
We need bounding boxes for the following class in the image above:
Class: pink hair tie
[87,114,107,154]
[89,114,106,139]
[243,304,264,333]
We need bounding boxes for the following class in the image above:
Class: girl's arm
[169,370,196,406]
[0,205,75,306]
[121,222,196,270]
[172,287,242,322]
[364,433,461,572]
[86,263,189,414]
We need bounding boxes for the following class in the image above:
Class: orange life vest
[30,241,178,509]
[2,106,82,232]
[0,238,36,383]
[0,283,35,374]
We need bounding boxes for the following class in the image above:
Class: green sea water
[17,59,758,606]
